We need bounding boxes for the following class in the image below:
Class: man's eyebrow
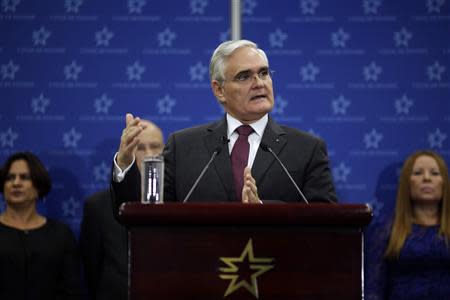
[233,66,269,76]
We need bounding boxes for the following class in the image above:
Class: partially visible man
[112,39,337,206]
[79,120,164,300]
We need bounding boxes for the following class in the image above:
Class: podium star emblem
[219,239,274,298]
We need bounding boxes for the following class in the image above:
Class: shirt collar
[226,113,268,138]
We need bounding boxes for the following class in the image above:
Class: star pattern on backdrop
[95,27,114,47]
[64,61,83,80]
[126,61,146,81]
[0,128,18,148]
[301,0,319,15]
[1,60,19,80]
[301,62,320,82]
[242,0,257,16]
[158,27,177,47]
[128,0,146,14]
[427,0,445,13]
[32,26,51,46]
[332,95,351,115]
[363,0,382,14]
[394,94,413,115]
[393,27,412,47]
[364,128,383,149]
[94,94,113,114]
[331,28,350,48]
[63,127,82,148]
[93,161,110,182]
[31,93,50,114]
[333,162,351,183]
[189,62,208,81]
[428,128,447,148]
[268,28,287,48]
[2,0,20,12]
[363,61,382,82]
[427,61,446,81]
[62,197,80,217]
[272,95,288,115]
[65,0,83,13]
[190,0,208,15]
[157,94,176,114]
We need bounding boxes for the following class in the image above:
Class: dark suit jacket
[112,116,337,208]
[79,189,128,300]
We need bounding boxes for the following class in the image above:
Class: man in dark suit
[112,39,337,205]
[80,121,164,300]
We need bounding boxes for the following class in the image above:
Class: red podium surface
[119,202,372,300]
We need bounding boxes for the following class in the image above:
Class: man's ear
[211,80,226,104]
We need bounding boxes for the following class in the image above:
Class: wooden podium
[119,202,372,300]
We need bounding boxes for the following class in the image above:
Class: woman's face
[3,159,39,206]
[410,155,443,204]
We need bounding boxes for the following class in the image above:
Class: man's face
[135,124,164,169]
[212,47,274,123]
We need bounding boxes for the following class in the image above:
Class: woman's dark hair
[0,151,52,199]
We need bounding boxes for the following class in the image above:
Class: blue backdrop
[1,0,449,237]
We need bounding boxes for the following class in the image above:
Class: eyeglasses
[224,68,274,84]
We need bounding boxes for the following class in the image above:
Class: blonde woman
[365,150,450,300]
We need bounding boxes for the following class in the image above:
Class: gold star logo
[219,239,274,298]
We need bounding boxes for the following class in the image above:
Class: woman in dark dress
[0,152,83,300]
[365,150,450,300]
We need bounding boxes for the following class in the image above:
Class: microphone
[183,137,227,203]
[260,143,309,204]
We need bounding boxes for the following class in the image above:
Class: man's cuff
[112,152,135,183]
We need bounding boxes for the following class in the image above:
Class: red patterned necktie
[231,125,254,201]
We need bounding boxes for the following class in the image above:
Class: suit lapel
[204,117,235,200]
[252,117,287,184]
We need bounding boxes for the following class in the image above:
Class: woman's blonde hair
[385,150,450,258]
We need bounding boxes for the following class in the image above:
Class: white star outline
[307,128,321,138]
[157,28,177,47]
[126,61,146,81]
[128,0,146,14]
[332,95,351,115]
[272,95,288,115]
[0,127,18,148]
[157,94,176,114]
[31,93,50,114]
[190,0,208,15]
[268,28,288,48]
[331,28,350,48]
[95,27,114,47]
[63,127,82,148]
[393,27,412,47]
[300,0,319,15]
[242,0,257,16]
[64,61,83,81]
[32,26,51,46]
[93,161,110,182]
[94,94,113,114]
[333,162,351,183]
[427,0,445,13]
[363,0,382,15]
[428,128,447,148]
[394,94,413,115]
[300,62,320,82]
[189,62,208,81]
[364,128,383,149]
[427,61,446,81]
[65,0,83,13]
[1,60,20,80]
[2,0,20,12]
[363,61,382,82]
[62,196,80,217]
